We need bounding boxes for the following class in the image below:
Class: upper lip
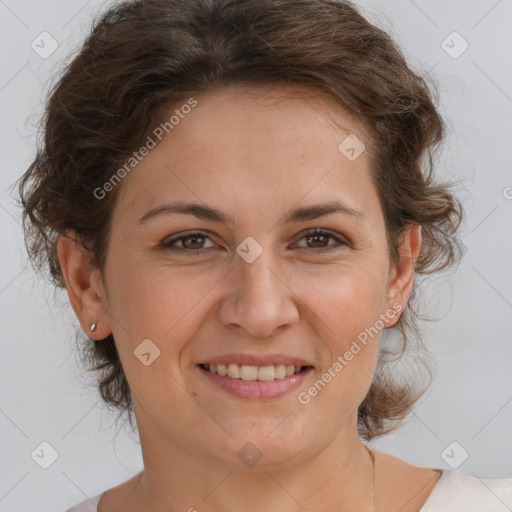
[197,353,313,367]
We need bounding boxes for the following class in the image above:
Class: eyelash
[161,228,348,255]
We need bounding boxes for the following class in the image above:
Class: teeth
[203,363,304,381]
[257,365,274,381]
[275,365,286,379]
[227,363,240,379]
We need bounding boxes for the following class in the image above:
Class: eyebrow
[138,200,366,225]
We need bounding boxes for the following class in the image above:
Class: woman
[16,0,512,510]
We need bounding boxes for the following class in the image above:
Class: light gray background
[1,0,511,510]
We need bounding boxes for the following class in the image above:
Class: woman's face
[83,85,414,468]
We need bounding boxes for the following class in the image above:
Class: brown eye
[181,234,206,249]
[294,229,347,252]
[162,231,216,253]
[161,228,347,256]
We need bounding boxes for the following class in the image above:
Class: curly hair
[15,0,464,441]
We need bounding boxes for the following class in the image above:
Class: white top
[66,469,512,511]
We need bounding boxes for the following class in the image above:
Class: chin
[209,419,315,471]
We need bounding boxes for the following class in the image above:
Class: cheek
[303,259,389,344]
[294,260,388,408]
[105,260,217,366]
[104,262,222,417]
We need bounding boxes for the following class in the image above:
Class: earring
[89,322,97,332]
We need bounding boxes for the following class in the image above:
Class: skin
[58,84,441,511]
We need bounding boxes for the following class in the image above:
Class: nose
[217,248,300,339]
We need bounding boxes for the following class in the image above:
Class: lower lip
[197,365,314,399]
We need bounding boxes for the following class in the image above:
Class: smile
[197,363,314,399]
[199,363,306,381]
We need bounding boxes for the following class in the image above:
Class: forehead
[174,82,371,146]
[112,84,379,226]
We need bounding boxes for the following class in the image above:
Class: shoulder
[420,469,512,511]
[65,490,109,512]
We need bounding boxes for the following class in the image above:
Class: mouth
[198,362,311,381]
[196,359,314,399]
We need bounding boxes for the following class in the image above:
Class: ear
[382,224,422,328]
[57,229,111,339]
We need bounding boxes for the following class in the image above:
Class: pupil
[185,235,203,249]
[308,234,326,247]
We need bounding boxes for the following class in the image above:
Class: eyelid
[162,230,216,248]
[292,228,349,251]
[162,228,349,254]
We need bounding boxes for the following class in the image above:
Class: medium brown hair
[16,0,463,440]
